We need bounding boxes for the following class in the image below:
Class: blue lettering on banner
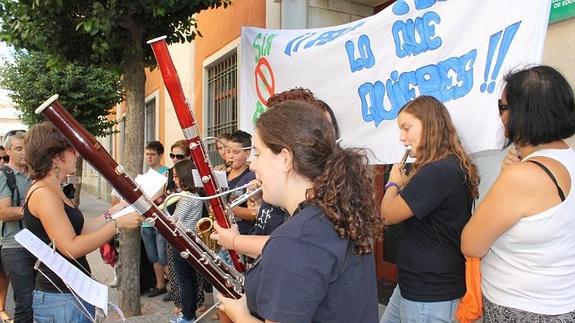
[359,49,477,127]
[284,21,365,56]
[345,35,375,72]
[393,0,447,16]
[392,11,442,58]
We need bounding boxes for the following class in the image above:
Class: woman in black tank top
[23,122,143,322]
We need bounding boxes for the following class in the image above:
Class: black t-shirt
[227,168,256,234]
[244,203,379,323]
[397,155,472,302]
[24,201,91,293]
[248,201,287,236]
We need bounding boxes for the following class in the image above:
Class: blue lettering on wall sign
[359,49,477,127]
[392,11,442,58]
[284,21,365,56]
[345,35,375,73]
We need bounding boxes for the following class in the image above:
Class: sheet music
[15,229,108,314]
[135,169,168,200]
[192,169,228,188]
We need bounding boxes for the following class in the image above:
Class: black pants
[2,247,36,323]
[173,252,199,320]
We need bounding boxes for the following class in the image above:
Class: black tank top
[23,189,91,293]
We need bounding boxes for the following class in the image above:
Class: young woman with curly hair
[380,95,480,323]
[217,100,383,322]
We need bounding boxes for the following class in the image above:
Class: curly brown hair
[25,121,72,180]
[256,100,383,255]
[267,87,340,138]
[400,96,480,198]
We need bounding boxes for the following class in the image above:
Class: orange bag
[456,257,482,323]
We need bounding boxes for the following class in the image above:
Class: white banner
[239,0,550,164]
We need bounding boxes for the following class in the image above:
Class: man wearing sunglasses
[0,130,35,322]
[0,146,7,167]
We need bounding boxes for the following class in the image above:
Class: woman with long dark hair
[462,65,575,321]
[380,95,480,322]
[217,100,382,322]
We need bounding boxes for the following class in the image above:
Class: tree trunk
[73,157,83,207]
[117,19,146,316]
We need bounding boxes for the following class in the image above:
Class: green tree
[0,50,123,206]
[0,50,121,135]
[0,0,231,315]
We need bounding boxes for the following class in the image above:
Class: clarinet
[147,36,245,272]
[35,95,244,298]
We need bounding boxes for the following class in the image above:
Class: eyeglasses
[498,99,508,116]
[0,156,8,162]
[5,130,26,137]
[169,153,186,160]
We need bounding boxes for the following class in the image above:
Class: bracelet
[111,218,120,236]
[231,233,239,250]
[104,210,112,222]
[384,181,400,191]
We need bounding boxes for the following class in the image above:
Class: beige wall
[308,0,373,28]
[543,18,575,147]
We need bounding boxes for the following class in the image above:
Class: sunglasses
[169,153,186,160]
[5,129,26,137]
[0,156,8,162]
[498,99,508,116]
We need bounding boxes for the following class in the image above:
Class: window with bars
[206,51,238,166]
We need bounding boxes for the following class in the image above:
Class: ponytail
[310,148,383,255]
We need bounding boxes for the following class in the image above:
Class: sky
[0,41,12,101]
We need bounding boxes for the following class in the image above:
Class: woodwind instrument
[400,145,412,175]
[147,36,245,272]
[35,95,243,298]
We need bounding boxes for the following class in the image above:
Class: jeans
[1,247,36,323]
[33,290,95,323]
[173,251,199,320]
[380,286,459,323]
[141,226,167,266]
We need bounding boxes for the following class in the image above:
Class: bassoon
[147,36,245,272]
[35,95,243,298]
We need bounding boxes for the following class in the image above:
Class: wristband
[384,181,400,191]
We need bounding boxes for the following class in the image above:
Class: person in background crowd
[380,95,480,323]
[226,130,256,235]
[141,141,169,298]
[0,146,8,167]
[169,160,205,323]
[0,130,33,322]
[23,122,142,322]
[0,143,9,322]
[462,65,575,322]
[165,140,191,306]
[214,133,232,172]
[218,100,382,322]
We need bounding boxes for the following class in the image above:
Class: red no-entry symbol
[254,57,275,106]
